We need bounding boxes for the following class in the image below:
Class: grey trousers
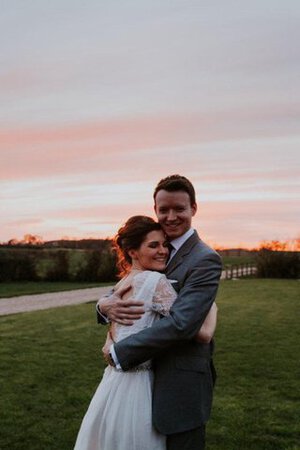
[167,425,206,450]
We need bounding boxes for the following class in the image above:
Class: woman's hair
[113,215,162,277]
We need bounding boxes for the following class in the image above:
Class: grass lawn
[0,279,299,449]
[0,282,113,298]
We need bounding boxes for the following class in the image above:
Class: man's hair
[153,174,196,206]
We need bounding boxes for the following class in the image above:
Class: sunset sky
[1,1,299,248]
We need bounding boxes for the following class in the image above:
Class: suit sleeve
[114,252,222,370]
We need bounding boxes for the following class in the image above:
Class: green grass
[0,282,113,298]
[208,279,300,450]
[221,255,256,266]
[0,279,299,449]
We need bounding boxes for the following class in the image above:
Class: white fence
[223,263,257,280]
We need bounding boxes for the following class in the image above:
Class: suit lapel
[166,231,200,275]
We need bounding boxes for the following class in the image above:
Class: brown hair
[153,174,196,206]
[113,216,162,277]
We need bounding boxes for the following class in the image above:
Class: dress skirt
[74,366,166,450]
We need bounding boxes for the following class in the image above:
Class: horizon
[1,1,299,247]
[3,232,299,252]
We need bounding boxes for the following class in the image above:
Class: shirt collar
[169,228,194,252]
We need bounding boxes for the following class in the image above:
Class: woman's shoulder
[133,269,164,277]
[114,274,132,291]
[133,270,165,283]
[132,271,168,294]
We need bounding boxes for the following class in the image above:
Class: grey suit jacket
[114,231,222,434]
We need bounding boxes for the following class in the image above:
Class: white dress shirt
[167,227,195,263]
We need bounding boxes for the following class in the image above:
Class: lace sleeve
[152,275,177,316]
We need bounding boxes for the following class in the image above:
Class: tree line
[0,237,299,282]
[255,242,299,279]
[0,239,117,282]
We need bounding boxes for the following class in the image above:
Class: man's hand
[97,285,145,325]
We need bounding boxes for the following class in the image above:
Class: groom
[97,174,222,450]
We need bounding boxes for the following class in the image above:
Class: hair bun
[113,215,162,278]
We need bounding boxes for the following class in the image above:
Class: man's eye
[159,209,167,214]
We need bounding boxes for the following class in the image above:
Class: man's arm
[113,253,222,370]
[96,285,145,325]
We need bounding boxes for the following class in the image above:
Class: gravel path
[0,286,112,316]
[0,269,230,317]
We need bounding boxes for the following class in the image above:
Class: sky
[1,0,299,248]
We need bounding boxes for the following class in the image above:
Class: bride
[74,216,217,450]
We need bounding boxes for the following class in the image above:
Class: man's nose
[166,210,176,221]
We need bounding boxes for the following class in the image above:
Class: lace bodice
[112,271,177,344]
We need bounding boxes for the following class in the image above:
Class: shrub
[0,246,117,282]
[67,251,90,281]
[35,258,57,280]
[96,249,117,282]
[0,249,37,281]
[256,249,299,279]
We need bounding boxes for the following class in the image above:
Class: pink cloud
[1,196,298,247]
[196,198,299,247]
[49,204,154,222]
[5,218,44,228]
[1,106,299,181]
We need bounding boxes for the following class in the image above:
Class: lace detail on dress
[113,271,177,344]
[151,276,177,316]
[113,271,163,343]
[131,271,157,302]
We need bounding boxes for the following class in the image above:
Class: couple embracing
[74,175,222,450]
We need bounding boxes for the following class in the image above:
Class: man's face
[154,190,197,239]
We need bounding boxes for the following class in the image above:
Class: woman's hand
[102,331,114,364]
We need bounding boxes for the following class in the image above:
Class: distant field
[0,279,299,449]
[0,282,112,298]
[221,255,256,266]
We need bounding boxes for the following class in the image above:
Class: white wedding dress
[74,270,177,450]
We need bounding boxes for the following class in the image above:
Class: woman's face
[129,230,169,272]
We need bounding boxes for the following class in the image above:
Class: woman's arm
[194,302,218,343]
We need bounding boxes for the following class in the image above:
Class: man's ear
[191,203,197,216]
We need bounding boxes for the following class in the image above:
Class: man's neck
[169,228,194,251]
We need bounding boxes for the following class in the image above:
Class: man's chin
[165,229,181,239]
